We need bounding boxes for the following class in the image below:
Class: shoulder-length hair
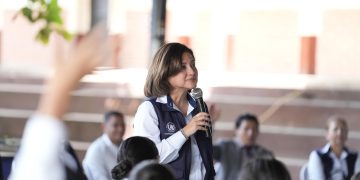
[144,43,195,97]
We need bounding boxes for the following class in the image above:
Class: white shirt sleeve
[9,114,67,180]
[307,150,325,180]
[354,152,360,173]
[133,101,187,164]
[83,154,109,180]
[82,139,112,180]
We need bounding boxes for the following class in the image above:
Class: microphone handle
[196,98,212,138]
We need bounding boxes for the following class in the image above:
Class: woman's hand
[182,112,211,138]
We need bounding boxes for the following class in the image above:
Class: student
[307,116,360,180]
[111,136,159,180]
[213,113,273,180]
[238,158,291,180]
[83,111,125,180]
[128,160,175,180]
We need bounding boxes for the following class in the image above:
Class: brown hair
[144,43,195,97]
[326,115,348,130]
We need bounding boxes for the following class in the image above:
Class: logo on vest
[166,122,176,133]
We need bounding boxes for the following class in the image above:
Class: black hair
[129,160,176,180]
[104,111,124,123]
[111,136,159,180]
[238,158,291,180]
[235,113,259,129]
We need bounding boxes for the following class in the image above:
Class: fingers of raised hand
[70,22,110,74]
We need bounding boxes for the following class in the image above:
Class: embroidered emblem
[166,122,176,133]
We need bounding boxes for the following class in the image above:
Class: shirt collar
[156,94,197,114]
[321,143,349,159]
[101,134,120,149]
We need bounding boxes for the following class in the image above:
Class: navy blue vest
[148,95,215,180]
[316,147,358,180]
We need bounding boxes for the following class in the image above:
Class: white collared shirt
[133,95,206,180]
[308,144,360,180]
[83,134,119,180]
[9,114,67,180]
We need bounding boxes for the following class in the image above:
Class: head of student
[103,111,125,146]
[326,115,348,148]
[128,160,176,180]
[235,113,259,146]
[144,42,197,97]
[111,136,159,180]
[238,158,291,180]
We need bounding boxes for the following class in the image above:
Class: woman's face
[168,52,198,92]
[326,120,348,147]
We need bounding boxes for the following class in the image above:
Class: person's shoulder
[136,100,159,113]
[254,144,274,157]
[214,139,238,149]
[345,146,359,155]
[308,150,322,163]
[215,138,232,145]
[86,136,107,154]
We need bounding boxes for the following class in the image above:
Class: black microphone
[190,88,212,138]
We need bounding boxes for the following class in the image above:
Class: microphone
[190,88,212,138]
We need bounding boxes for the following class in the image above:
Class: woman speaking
[133,43,215,180]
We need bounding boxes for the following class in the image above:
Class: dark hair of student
[238,158,291,180]
[144,42,195,97]
[104,111,124,123]
[111,136,159,180]
[235,113,259,129]
[128,160,176,180]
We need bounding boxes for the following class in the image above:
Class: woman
[133,43,215,180]
[111,136,159,180]
[307,116,360,180]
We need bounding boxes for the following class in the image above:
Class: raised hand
[39,23,110,119]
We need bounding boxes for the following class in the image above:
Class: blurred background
[1,0,360,179]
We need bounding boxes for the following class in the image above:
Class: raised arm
[39,24,109,119]
[10,24,109,180]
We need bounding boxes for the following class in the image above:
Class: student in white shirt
[9,23,110,180]
[133,43,215,180]
[308,116,360,180]
[83,111,125,180]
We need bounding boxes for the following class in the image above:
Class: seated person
[83,111,125,180]
[213,113,273,180]
[128,160,175,180]
[111,136,159,180]
[308,116,360,180]
[238,158,291,180]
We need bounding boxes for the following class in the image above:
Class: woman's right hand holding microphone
[181,112,211,139]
